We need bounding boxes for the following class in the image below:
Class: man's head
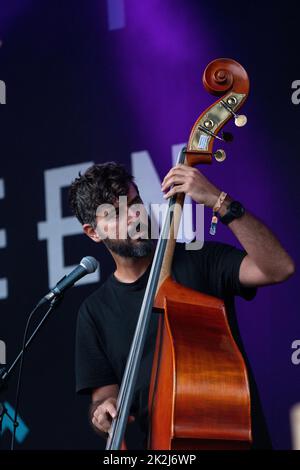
[69,162,154,258]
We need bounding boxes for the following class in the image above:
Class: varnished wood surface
[149,277,252,450]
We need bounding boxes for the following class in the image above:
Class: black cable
[10,301,55,450]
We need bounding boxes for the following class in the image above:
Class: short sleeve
[192,241,257,301]
[75,302,118,394]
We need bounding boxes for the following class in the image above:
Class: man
[69,161,295,449]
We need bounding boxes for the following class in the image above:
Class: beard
[103,237,154,258]
[100,214,155,258]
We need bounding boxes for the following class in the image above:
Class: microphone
[38,256,99,306]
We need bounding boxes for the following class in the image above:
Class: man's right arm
[90,384,136,439]
[90,384,119,437]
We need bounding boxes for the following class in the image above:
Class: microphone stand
[0,296,61,448]
[0,256,98,449]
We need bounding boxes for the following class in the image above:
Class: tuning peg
[221,131,234,142]
[214,149,226,162]
[234,115,247,127]
[220,98,248,128]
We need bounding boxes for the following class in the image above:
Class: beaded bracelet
[209,191,227,235]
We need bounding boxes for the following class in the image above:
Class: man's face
[95,183,154,258]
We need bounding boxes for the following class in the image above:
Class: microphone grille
[80,256,99,274]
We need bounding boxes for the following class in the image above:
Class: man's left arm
[216,197,295,287]
[161,164,296,288]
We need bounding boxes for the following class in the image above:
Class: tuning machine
[221,131,234,142]
[214,149,226,162]
[199,122,234,143]
[220,97,247,127]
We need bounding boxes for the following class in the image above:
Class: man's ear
[83,224,102,243]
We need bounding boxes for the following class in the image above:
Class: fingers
[161,174,185,192]
[161,165,198,192]
[92,400,117,434]
[161,168,186,187]
[92,401,135,434]
[92,412,111,434]
[104,402,117,419]
[163,184,185,199]
[92,409,112,433]
[162,164,196,181]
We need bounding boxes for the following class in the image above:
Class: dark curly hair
[68,162,138,226]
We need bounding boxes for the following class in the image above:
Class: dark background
[0,0,299,449]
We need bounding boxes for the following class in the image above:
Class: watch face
[231,201,244,217]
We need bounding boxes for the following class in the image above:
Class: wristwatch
[219,200,245,225]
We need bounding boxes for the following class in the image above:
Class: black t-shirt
[75,240,271,448]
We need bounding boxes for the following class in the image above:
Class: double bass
[106,58,252,450]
